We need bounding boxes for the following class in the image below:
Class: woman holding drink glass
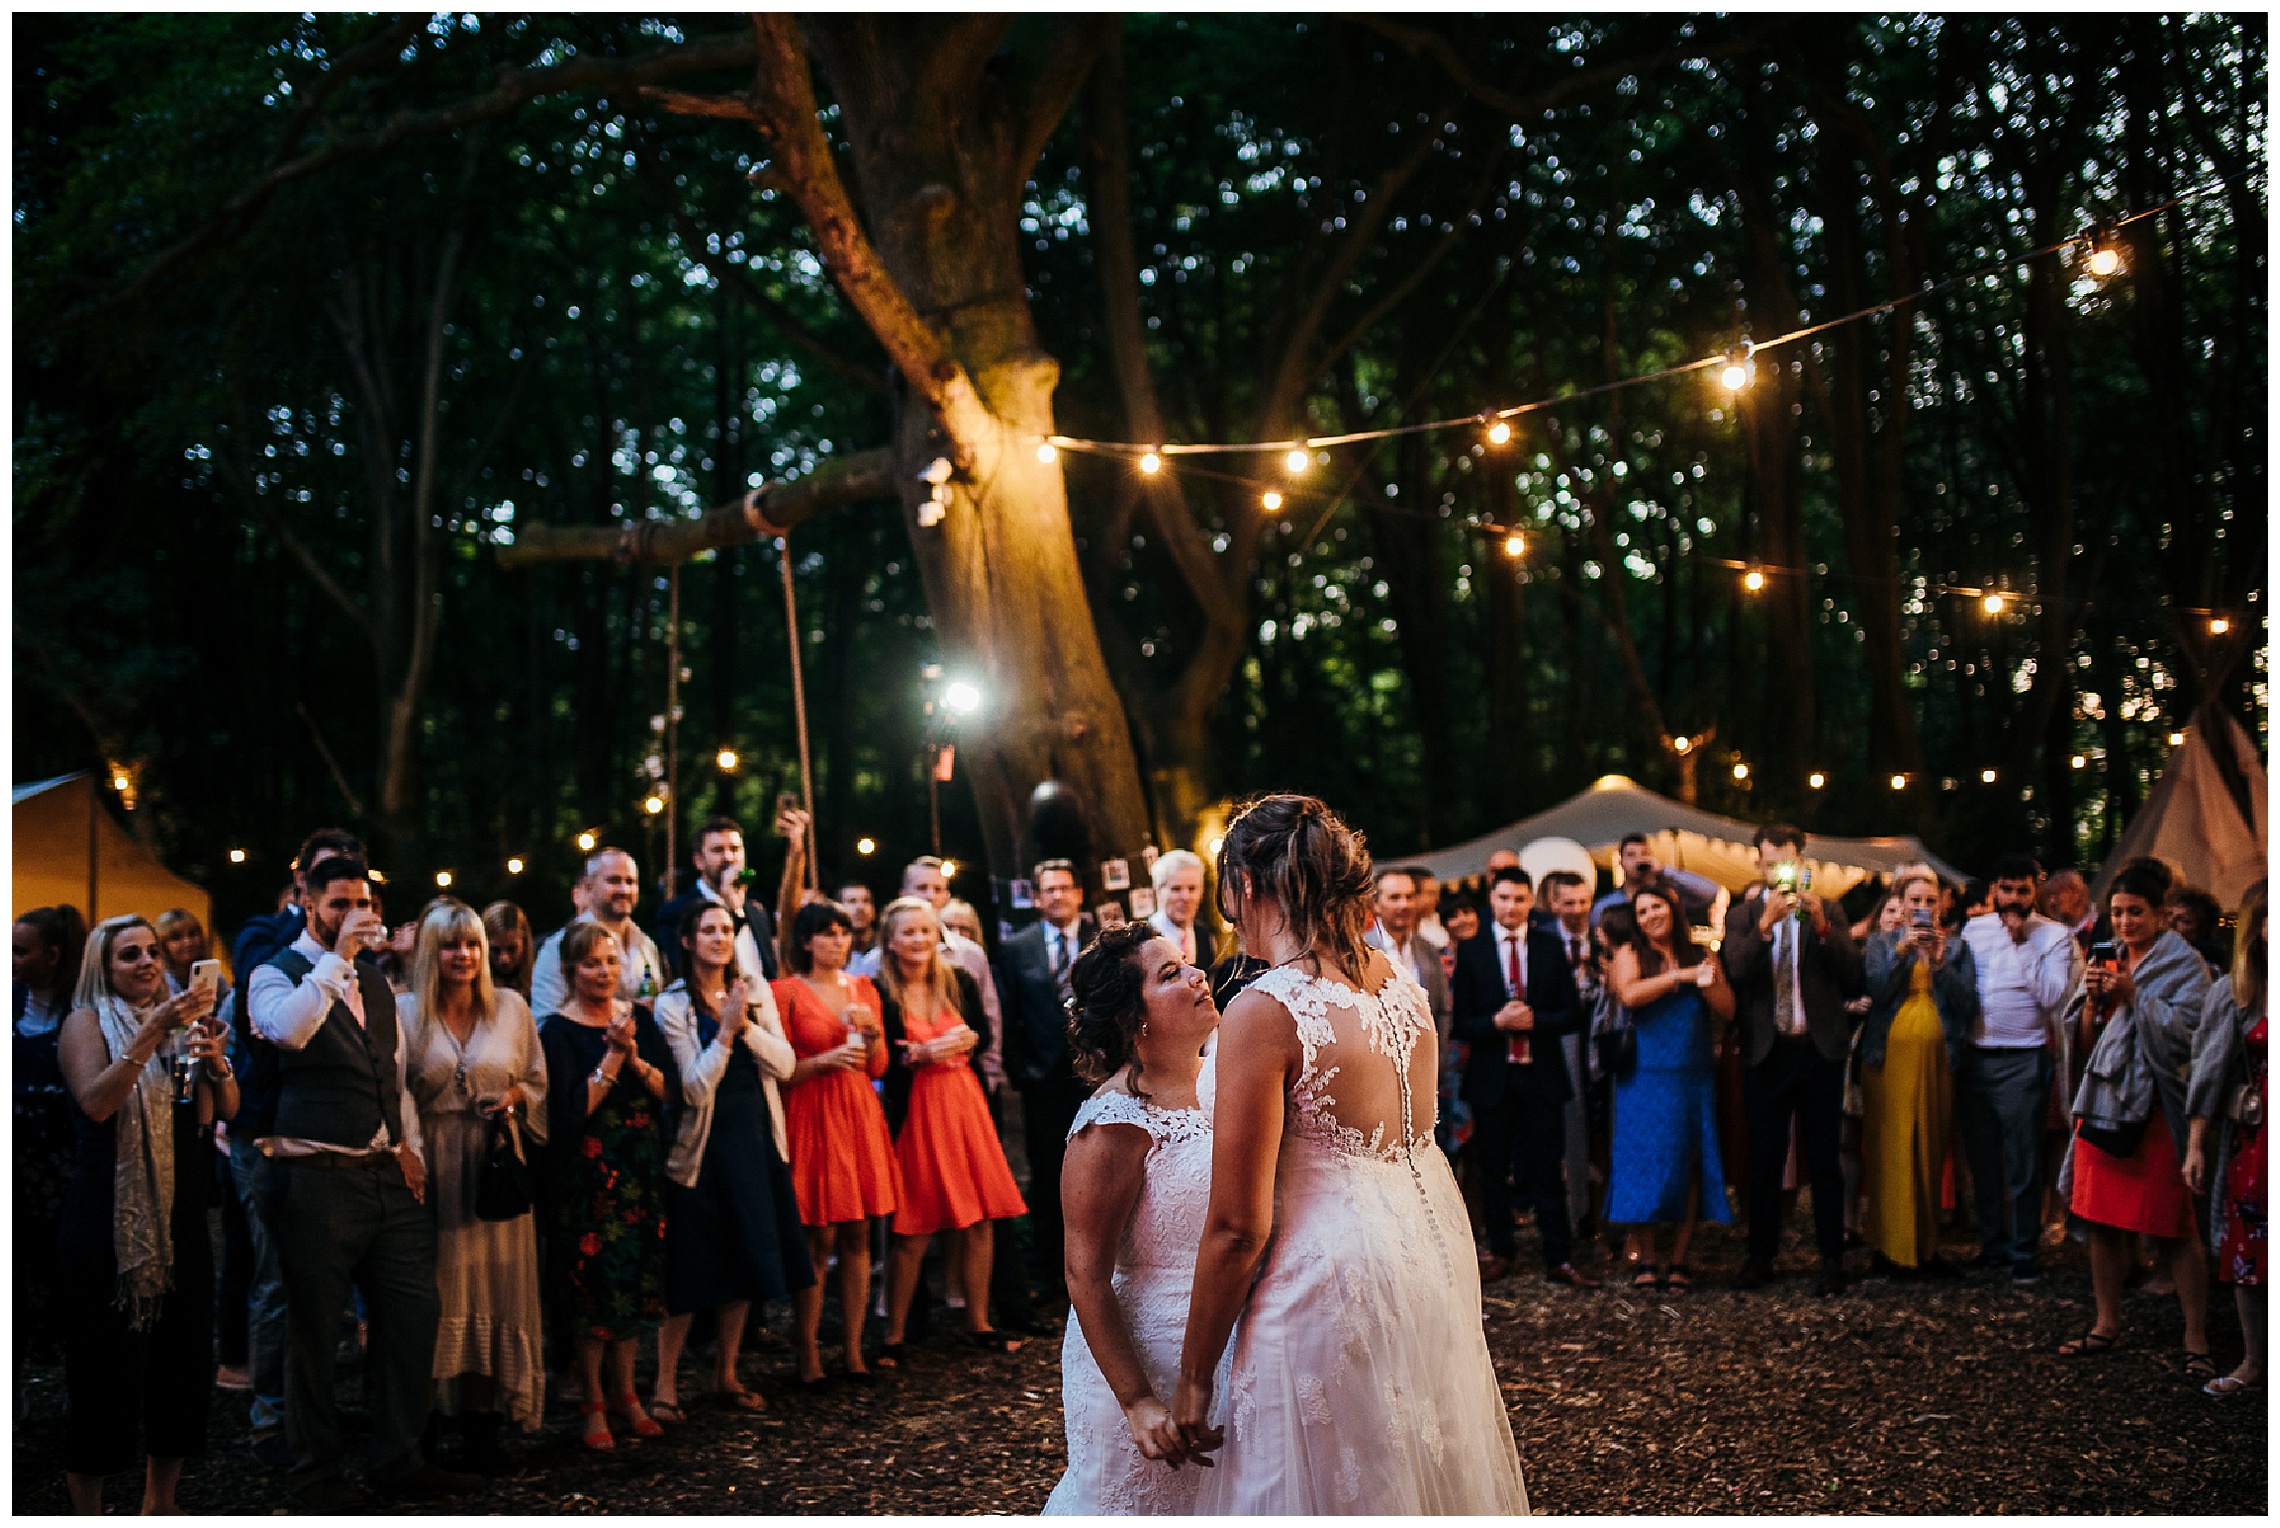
[55,915,236,1513]
[773,900,898,1385]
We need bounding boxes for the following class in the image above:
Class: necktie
[1504,932,1530,1066]
[1050,927,1073,1000]
[1774,918,1800,1036]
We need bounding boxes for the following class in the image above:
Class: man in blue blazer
[1453,867,1600,1287]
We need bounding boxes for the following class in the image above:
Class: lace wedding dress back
[1194,958,1530,1516]
[1043,1069,1218,1516]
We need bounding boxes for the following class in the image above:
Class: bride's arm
[1063,1120,1190,1466]
[1174,989,1296,1453]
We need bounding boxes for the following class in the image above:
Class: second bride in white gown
[1043,923,1224,1515]
[1175,793,1529,1514]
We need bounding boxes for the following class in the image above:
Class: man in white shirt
[1145,848,1208,966]
[530,848,667,1017]
[1958,853,2080,1284]
[1363,865,1452,1053]
[244,857,470,1509]
[1412,869,1453,952]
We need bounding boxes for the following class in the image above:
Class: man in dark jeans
[246,857,474,1510]
[1720,824,1863,1296]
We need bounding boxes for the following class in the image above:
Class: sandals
[712,1383,767,1412]
[2204,1373,2263,1400]
[644,1397,687,1425]
[965,1328,1024,1355]
[578,1402,614,1452]
[1629,1267,1660,1291]
[875,1340,906,1370]
[2182,1350,2219,1381]
[608,1393,664,1438]
[2057,1329,2119,1357]
[1663,1265,1694,1293]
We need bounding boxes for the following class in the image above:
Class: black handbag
[474,1110,534,1221]
[2076,1114,2150,1160]
[1596,1023,1637,1080]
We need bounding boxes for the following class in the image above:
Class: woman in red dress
[2185,881,2267,1399]
[772,900,897,1385]
[873,897,1026,1362]
[2060,860,2214,1372]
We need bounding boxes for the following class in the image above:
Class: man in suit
[995,859,1093,1308]
[1720,823,1864,1296]
[1538,869,1604,1238]
[1453,867,1600,1288]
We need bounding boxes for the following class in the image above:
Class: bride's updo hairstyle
[1066,921,1160,1098]
[1215,793,1375,981]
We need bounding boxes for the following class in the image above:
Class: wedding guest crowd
[15,785,2267,1512]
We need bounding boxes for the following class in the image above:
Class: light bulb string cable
[1041,178,2236,464]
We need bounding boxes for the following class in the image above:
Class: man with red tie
[1452,866,1600,1288]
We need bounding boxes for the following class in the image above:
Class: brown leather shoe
[1478,1255,1516,1284]
[1544,1263,1603,1289]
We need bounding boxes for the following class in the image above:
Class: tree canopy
[15,13,2266,930]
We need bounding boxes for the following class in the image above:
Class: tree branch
[36,27,759,337]
[708,255,890,397]
[296,703,369,817]
[1008,16,1115,192]
[496,446,899,569]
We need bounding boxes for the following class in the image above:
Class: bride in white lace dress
[1043,923,1224,1515]
[1174,794,1529,1514]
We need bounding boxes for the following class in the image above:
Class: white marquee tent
[2092,709,2268,908]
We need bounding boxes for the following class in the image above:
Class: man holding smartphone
[1958,854,2081,1285]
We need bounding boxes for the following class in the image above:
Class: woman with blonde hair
[2184,880,2268,1398]
[398,900,547,1472]
[875,896,1025,1364]
[1859,870,1977,1276]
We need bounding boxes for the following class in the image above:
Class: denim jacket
[1860,929,1978,1074]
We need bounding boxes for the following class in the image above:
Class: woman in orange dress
[772,900,896,1385]
[873,897,1026,1362]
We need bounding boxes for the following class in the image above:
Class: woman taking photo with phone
[1603,877,1734,1292]
[773,899,897,1386]
[399,899,548,1471]
[1858,871,1977,1276]
[2059,859,2214,1371]
[652,902,813,1419]
[2184,880,2268,1398]
[55,915,234,1513]
[539,925,676,1450]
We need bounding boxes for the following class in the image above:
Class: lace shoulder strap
[1068,1088,1160,1141]
[1246,964,1340,1048]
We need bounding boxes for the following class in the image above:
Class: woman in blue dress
[1604,878,1735,1291]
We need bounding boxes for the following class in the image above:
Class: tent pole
[86,774,99,922]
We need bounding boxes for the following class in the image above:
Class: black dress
[666,1038,815,1314]
[13,994,75,1360]
[539,1009,676,1343]
[57,1083,214,1477]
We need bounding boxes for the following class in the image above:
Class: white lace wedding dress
[1194,963,1529,1515]
[1042,1071,1218,1516]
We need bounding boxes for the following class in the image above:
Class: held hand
[1170,1376,1223,1462]
[2182,1142,2208,1196]
[776,805,811,843]
[1123,1396,1190,1466]
[1693,961,1718,990]
[485,1085,527,1118]
[1799,892,1829,935]
[184,1019,230,1069]
[605,1007,638,1056]
[161,982,219,1033]
[1759,889,1795,935]
[389,922,419,956]
[721,979,754,1036]
[2107,965,2137,1006]
[333,909,384,963]
[396,1144,427,1204]
[1493,1000,1532,1032]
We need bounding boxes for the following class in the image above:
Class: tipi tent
[1411,774,1960,898]
[2093,709,2268,908]
[12,773,213,932]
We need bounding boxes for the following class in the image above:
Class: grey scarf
[94,995,177,1331]
[2070,931,2212,1146]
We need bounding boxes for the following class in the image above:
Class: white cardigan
[653,979,795,1188]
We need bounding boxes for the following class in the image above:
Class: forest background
[13,14,2267,932]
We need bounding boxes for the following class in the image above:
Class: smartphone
[2088,940,2119,967]
[1908,908,1935,931]
[775,791,801,823]
[189,958,224,998]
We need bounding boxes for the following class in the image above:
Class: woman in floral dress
[2185,881,2267,1399]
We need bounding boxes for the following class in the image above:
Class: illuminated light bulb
[855,836,877,857]
[1503,532,1526,559]
[1207,835,1226,856]
[1808,772,1827,790]
[1486,420,1512,446]
[2087,245,2121,277]
[369,869,388,885]
[1981,769,1998,784]
[941,859,959,879]
[507,857,525,875]
[1261,490,1284,512]
[1673,736,1691,754]
[576,830,598,852]
[1284,447,1311,475]
[1732,762,1751,782]
[1138,450,1162,474]
[1036,441,1057,464]
[943,680,982,716]
[112,773,131,792]
[436,870,454,889]
[716,747,739,773]
[1889,773,1908,791]
[2169,731,2186,747]
[643,794,666,816]
[1720,362,1749,392]
[229,848,248,864]
[1743,569,1766,593]
[2209,617,2231,635]
[1982,594,2005,615]
[2070,754,2087,770]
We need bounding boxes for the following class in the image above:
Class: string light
[715,747,739,773]
[643,794,666,816]
[856,836,877,856]
[1732,762,1750,781]
[1672,736,1692,754]
[2209,617,2231,635]
[1982,594,2005,615]
[1502,532,1526,558]
[1262,490,1284,512]
[1485,420,1512,446]
[1138,450,1162,475]
[1742,568,1766,593]
[1981,769,1998,784]
[1718,341,1754,393]
[575,830,598,852]
[941,859,959,879]
[2086,241,2122,277]
[1036,441,1057,464]
[507,857,525,875]
[2070,754,2088,770]
[436,870,454,888]
[1284,447,1311,475]
[2169,731,2186,746]
[228,848,248,864]
[1807,772,1826,790]
[1889,773,1908,791]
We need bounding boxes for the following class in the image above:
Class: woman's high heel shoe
[607,1392,665,1438]
[578,1402,614,1452]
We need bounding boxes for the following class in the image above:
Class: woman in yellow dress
[1859,870,1979,1276]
